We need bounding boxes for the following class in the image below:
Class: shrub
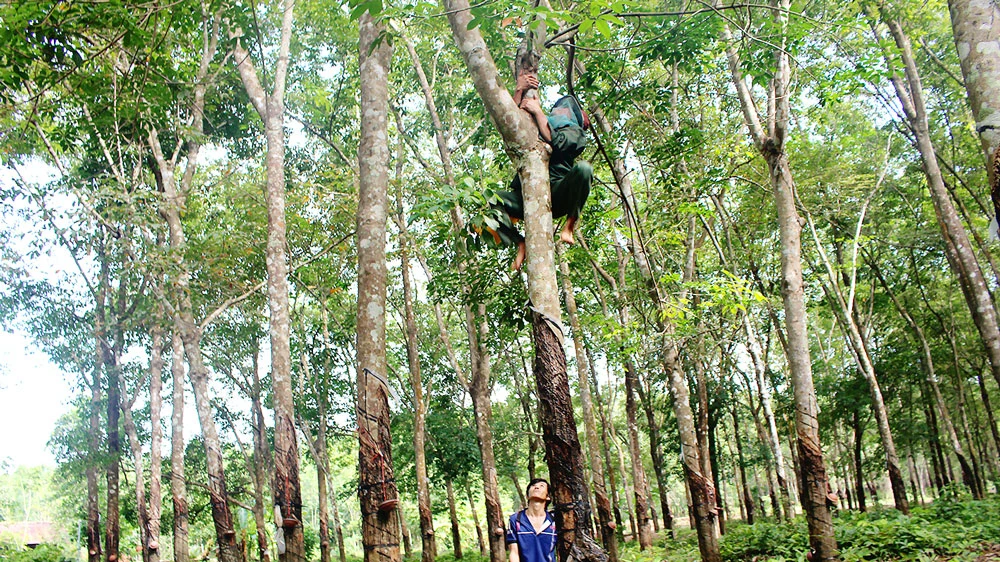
[0,542,75,562]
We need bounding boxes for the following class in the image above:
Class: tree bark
[147,327,164,562]
[396,192,437,562]
[87,306,104,562]
[870,260,980,497]
[805,220,909,513]
[448,480,463,559]
[356,12,400,562]
[946,0,1000,236]
[401,33,506,562]
[852,410,866,512]
[732,408,755,524]
[623,358,653,549]
[98,255,120,562]
[231,3,304,557]
[878,6,1000,421]
[251,350,272,562]
[719,0,838,553]
[122,407,150,562]
[558,248,618,559]
[147,12,241,557]
[465,480,487,556]
[169,334,189,562]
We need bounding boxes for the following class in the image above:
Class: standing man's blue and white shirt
[506,478,557,562]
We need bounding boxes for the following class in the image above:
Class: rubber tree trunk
[400,509,413,560]
[250,351,272,562]
[558,248,618,559]
[880,6,1000,428]
[169,335,189,562]
[87,308,104,562]
[97,260,120,562]
[447,481,463,559]
[147,327,164,562]
[852,411,867,512]
[947,0,1000,242]
[623,358,653,549]
[150,152,243,562]
[396,193,437,562]
[742,314,793,520]
[122,408,150,562]
[732,407,755,524]
[356,12,400,562]
[231,4,304,557]
[637,385,675,539]
[871,262,980,497]
[147,20,242,556]
[465,481,487,556]
[719,0,838,555]
[807,226,909,513]
[401,34,506,562]
[442,2,606,561]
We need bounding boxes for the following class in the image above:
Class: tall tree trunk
[399,509,413,560]
[878,6,1000,418]
[708,413,726,535]
[558,249,618,559]
[623,359,653,549]
[250,350,272,562]
[170,334,189,562]
[402,34,506,562]
[637,378,675,540]
[852,410,867,512]
[590,356,625,542]
[356,12,400,562]
[442,3,606,561]
[448,481,463,559]
[99,261,120,562]
[147,14,241,557]
[613,438,637,541]
[732,408,755,524]
[806,223,909,513]
[148,327,164,562]
[122,408,150,562]
[465,480,487,556]
[231,4,304,558]
[946,0,1000,244]
[742,316,792,521]
[720,0,839,553]
[870,261,980,497]
[396,193,437,562]
[88,307,104,562]
[467,306,507,562]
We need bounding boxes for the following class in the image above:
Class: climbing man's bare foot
[512,242,526,271]
[560,217,577,244]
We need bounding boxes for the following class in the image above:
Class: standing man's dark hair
[525,478,551,509]
[507,478,556,562]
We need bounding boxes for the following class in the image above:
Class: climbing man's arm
[519,96,551,142]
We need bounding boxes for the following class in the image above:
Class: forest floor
[611,491,1000,561]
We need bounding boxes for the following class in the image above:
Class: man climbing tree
[442,2,607,562]
[484,73,593,271]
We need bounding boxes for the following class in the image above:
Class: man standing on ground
[506,478,557,562]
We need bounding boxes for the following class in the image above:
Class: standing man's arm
[508,542,520,562]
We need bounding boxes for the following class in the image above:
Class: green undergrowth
[609,494,1000,562]
[0,542,75,562]
[718,493,1000,561]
